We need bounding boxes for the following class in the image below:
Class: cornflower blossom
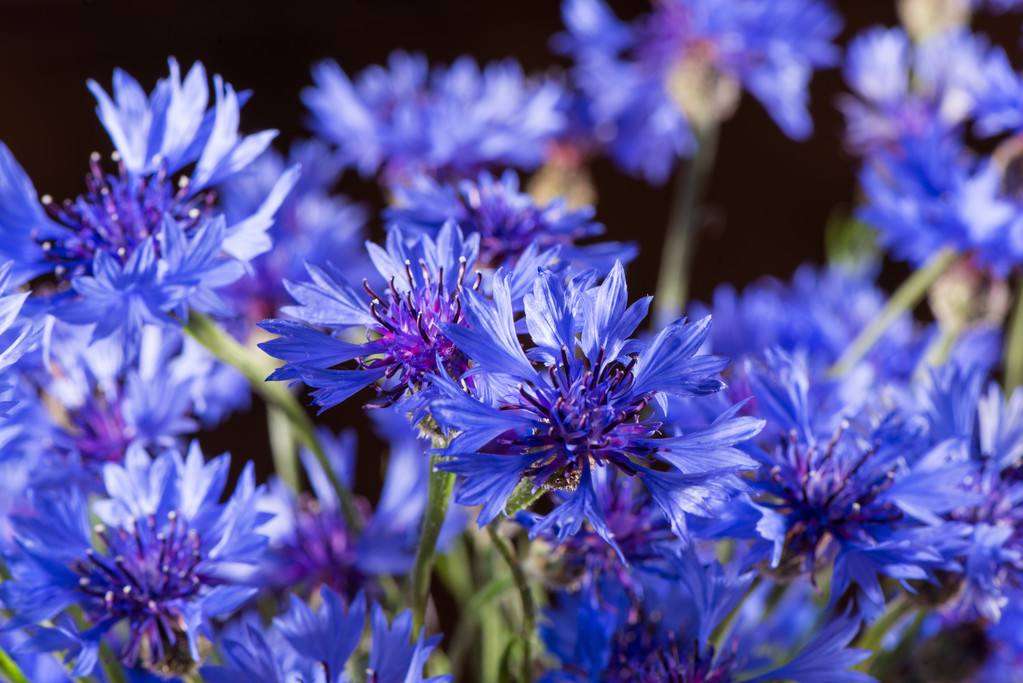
[428,264,762,547]
[540,548,871,682]
[386,169,635,273]
[916,365,1023,623]
[0,59,298,351]
[0,443,269,676]
[202,588,450,683]
[303,51,564,186]
[716,352,968,618]
[259,223,556,412]
[221,140,371,322]
[554,0,841,183]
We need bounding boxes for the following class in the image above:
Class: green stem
[855,595,915,661]
[448,576,515,679]
[183,312,361,531]
[266,405,300,492]
[654,123,720,327]
[98,642,128,683]
[504,480,545,517]
[828,248,958,378]
[1005,278,1023,390]
[0,647,27,683]
[487,526,536,683]
[409,451,456,633]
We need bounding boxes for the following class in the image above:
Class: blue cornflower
[917,365,1023,622]
[710,352,967,618]
[427,263,762,547]
[540,547,871,682]
[221,140,370,322]
[555,0,841,183]
[259,223,554,411]
[202,587,450,683]
[840,27,989,155]
[0,59,298,349]
[303,51,564,186]
[386,169,635,272]
[1,442,269,676]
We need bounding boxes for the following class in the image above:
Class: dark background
[2,0,1020,543]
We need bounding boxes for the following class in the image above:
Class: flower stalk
[654,122,720,326]
[487,525,537,683]
[0,647,28,683]
[410,449,456,632]
[1005,278,1023,390]
[183,312,361,531]
[828,248,957,377]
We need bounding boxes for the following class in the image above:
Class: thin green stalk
[828,248,958,378]
[504,480,545,517]
[183,312,361,531]
[266,405,300,492]
[1005,278,1023,390]
[854,594,915,666]
[409,451,456,633]
[98,642,128,683]
[710,575,760,652]
[654,123,720,327]
[0,647,27,683]
[487,526,536,683]
[448,576,515,679]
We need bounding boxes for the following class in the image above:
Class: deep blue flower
[1,442,270,676]
[540,547,872,682]
[555,0,841,183]
[221,140,371,322]
[202,587,450,683]
[702,352,967,618]
[386,169,635,272]
[303,51,564,186]
[427,263,762,547]
[840,27,988,155]
[259,223,555,412]
[0,59,298,350]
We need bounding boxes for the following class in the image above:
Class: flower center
[359,256,476,406]
[38,153,214,281]
[73,511,207,666]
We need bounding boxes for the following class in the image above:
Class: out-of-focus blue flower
[840,27,988,155]
[303,51,564,186]
[1,443,269,676]
[202,587,450,683]
[428,263,762,547]
[555,0,841,183]
[259,223,554,412]
[540,547,871,681]
[721,352,967,618]
[0,59,298,351]
[221,140,370,322]
[386,169,634,272]
[920,366,1023,622]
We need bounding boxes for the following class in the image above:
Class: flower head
[540,548,871,682]
[260,223,554,411]
[555,0,840,183]
[0,59,298,350]
[202,587,450,683]
[304,51,564,186]
[1,443,269,676]
[428,264,762,547]
[387,169,634,273]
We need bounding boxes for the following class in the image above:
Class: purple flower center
[272,496,365,597]
[509,351,657,489]
[37,153,214,281]
[359,257,476,407]
[608,619,734,683]
[763,423,902,570]
[67,396,134,466]
[73,511,210,669]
